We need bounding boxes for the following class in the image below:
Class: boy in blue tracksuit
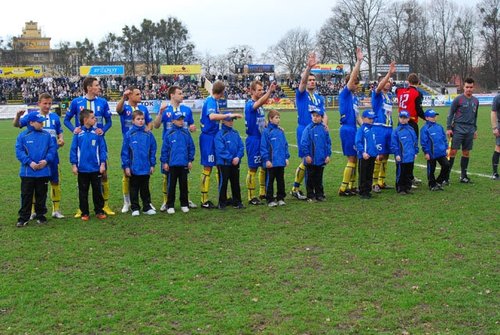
[355,110,378,199]
[15,113,56,227]
[300,109,332,202]
[121,110,157,216]
[420,109,450,190]
[70,109,107,221]
[160,111,195,214]
[215,113,245,209]
[391,110,419,195]
[260,110,290,207]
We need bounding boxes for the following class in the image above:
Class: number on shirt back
[254,156,262,164]
[399,93,409,109]
[208,154,215,163]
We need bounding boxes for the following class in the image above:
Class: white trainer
[181,206,189,213]
[131,210,140,216]
[160,203,168,212]
[188,200,197,209]
[268,201,278,207]
[144,209,156,215]
[29,212,37,220]
[52,211,65,219]
[277,200,286,206]
[167,208,175,214]
[121,203,130,213]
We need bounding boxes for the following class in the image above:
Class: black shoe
[16,220,28,228]
[201,201,216,209]
[290,190,307,200]
[249,197,263,205]
[316,196,326,202]
[233,203,245,209]
[441,180,450,186]
[338,190,351,197]
[459,176,472,184]
[217,203,226,210]
[36,217,47,225]
[491,173,499,180]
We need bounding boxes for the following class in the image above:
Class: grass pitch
[0,106,498,334]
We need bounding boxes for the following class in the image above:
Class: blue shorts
[296,124,306,157]
[373,126,393,155]
[199,132,216,167]
[340,125,357,157]
[246,136,262,168]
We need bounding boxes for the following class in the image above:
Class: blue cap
[223,112,235,121]
[362,109,376,119]
[424,109,439,117]
[172,111,185,120]
[310,109,324,116]
[26,112,47,123]
[399,110,410,118]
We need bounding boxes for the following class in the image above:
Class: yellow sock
[51,183,62,212]
[340,161,356,192]
[122,175,129,196]
[102,179,110,203]
[259,168,266,197]
[378,159,387,186]
[372,159,381,186]
[162,174,168,203]
[292,162,306,191]
[201,169,211,203]
[349,161,357,190]
[246,170,257,200]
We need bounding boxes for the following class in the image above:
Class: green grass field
[0,106,498,334]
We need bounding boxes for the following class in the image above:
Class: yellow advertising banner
[0,66,43,78]
[160,64,202,75]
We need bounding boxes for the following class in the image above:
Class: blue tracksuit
[160,125,195,167]
[420,121,447,159]
[391,124,419,163]
[215,124,245,166]
[121,125,157,175]
[16,126,56,178]
[260,123,290,167]
[355,123,378,159]
[70,126,108,173]
[300,122,332,166]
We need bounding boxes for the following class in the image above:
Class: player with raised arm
[244,80,276,205]
[290,52,328,200]
[338,47,363,196]
[371,61,396,192]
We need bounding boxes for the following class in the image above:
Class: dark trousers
[408,120,419,181]
[305,165,325,199]
[217,164,242,206]
[358,157,376,196]
[167,166,189,208]
[19,177,49,222]
[266,167,285,202]
[427,156,450,187]
[396,162,414,193]
[78,172,104,216]
[130,174,152,212]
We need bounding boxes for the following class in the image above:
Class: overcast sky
[0,0,338,58]
[0,0,486,60]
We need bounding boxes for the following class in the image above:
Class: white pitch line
[285,143,492,179]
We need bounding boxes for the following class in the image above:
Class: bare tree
[477,0,500,89]
[225,45,255,74]
[340,0,385,80]
[450,7,477,86]
[267,28,313,78]
[428,0,457,82]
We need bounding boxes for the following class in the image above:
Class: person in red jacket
[396,73,425,184]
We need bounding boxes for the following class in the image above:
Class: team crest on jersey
[166,112,171,118]
[79,106,84,111]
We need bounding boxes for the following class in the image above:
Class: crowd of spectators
[0,73,353,105]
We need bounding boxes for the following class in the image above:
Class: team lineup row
[13,48,500,227]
